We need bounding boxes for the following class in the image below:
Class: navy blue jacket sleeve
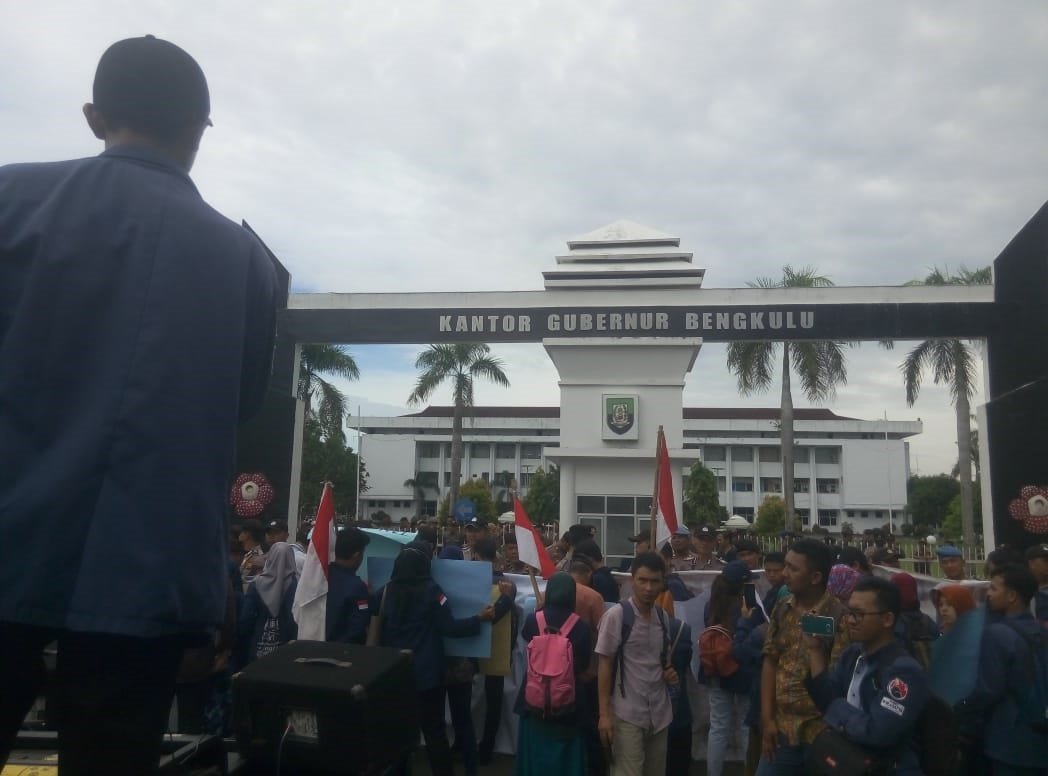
[957,622,1013,728]
[806,645,854,713]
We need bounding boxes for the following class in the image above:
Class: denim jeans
[707,686,748,776]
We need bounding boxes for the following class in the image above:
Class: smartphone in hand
[800,613,836,636]
[743,583,758,610]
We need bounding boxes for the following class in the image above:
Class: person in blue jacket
[378,542,495,776]
[239,543,299,663]
[325,528,371,644]
[957,564,1047,774]
[803,577,929,775]
[0,35,277,773]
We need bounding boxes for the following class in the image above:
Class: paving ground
[416,750,746,775]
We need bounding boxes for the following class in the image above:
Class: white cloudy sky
[6,2,1048,475]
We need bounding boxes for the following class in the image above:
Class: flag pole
[528,568,542,607]
[649,425,663,549]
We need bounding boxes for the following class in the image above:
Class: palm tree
[297,344,360,441]
[895,266,990,546]
[726,266,849,532]
[407,344,510,508]
[404,471,438,518]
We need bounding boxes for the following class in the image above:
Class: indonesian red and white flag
[654,430,680,546]
[513,496,556,579]
[292,482,336,640]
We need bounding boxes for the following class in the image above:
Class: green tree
[299,416,368,517]
[523,465,560,525]
[407,344,510,508]
[437,477,498,523]
[893,266,990,546]
[906,474,960,527]
[683,460,724,527]
[298,344,360,441]
[755,495,786,535]
[942,480,982,541]
[726,266,849,531]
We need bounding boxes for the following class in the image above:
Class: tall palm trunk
[781,345,797,532]
[955,390,975,545]
[449,399,464,508]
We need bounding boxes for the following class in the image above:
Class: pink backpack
[524,610,580,718]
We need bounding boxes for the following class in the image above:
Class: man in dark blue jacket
[326,529,372,644]
[958,564,1047,774]
[0,36,277,773]
[804,577,929,775]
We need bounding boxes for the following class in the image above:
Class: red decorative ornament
[1007,485,1048,535]
[230,472,275,518]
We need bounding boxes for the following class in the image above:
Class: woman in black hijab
[377,541,494,776]
[515,572,592,776]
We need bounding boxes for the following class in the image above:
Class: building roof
[401,406,858,421]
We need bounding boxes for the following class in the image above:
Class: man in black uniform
[803,577,929,774]
[325,529,372,644]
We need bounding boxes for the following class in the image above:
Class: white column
[559,459,576,536]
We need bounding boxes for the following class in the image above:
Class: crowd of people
[215,515,1048,776]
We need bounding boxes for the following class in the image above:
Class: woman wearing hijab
[928,585,982,703]
[238,542,298,663]
[377,541,494,776]
[826,563,860,605]
[515,572,592,776]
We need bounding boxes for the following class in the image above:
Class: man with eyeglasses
[802,577,930,774]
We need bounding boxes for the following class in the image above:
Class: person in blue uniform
[803,577,930,775]
[0,36,277,774]
[377,542,495,776]
[957,564,1047,775]
[325,528,371,644]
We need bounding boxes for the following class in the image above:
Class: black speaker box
[232,641,417,775]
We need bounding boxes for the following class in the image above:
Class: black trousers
[665,723,692,776]
[0,622,184,776]
[479,674,503,757]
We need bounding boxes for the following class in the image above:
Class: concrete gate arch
[239,207,1048,552]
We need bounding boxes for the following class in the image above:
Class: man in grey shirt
[596,552,679,776]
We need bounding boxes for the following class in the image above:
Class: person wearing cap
[618,532,651,572]
[0,36,277,772]
[668,525,698,572]
[935,545,968,581]
[691,524,725,570]
[265,519,290,546]
[1026,543,1048,622]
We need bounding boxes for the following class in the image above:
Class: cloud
[3,0,1037,479]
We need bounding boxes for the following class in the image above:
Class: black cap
[695,525,716,538]
[266,520,288,533]
[627,533,649,543]
[735,538,760,554]
[93,36,211,128]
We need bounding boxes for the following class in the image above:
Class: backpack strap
[654,606,670,668]
[561,612,580,636]
[615,602,635,698]
[536,610,547,633]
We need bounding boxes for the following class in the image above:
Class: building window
[520,471,534,488]
[818,510,839,527]
[796,509,811,525]
[495,443,516,459]
[704,446,726,462]
[731,446,754,462]
[470,443,490,459]
[716,476,727,491]
[760,477,782,493]
[732,477,754,493]
[443,472,451,487]
[417,442,441,458]
[521,444,542,460]
[734,507,754,519]
[577,495,604,514]
[793,479,810,493]
[874,511,883,518]
[814,447,840,464]
[792,447,810,463]
[607,496,634,515]
[423,500,437,516]
[759,447,781,463]
[816,479,839,494]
